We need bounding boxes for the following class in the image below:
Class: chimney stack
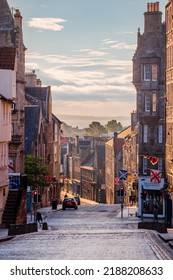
[75,135,79,154]
[147,2,159,12]
[145,2,162,33]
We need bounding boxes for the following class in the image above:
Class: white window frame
[143,125,148,143]
[144,64,150,81]
[145,93,150,112]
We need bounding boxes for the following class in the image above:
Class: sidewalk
[116,205,138,219]
[0,196,97,242]
[0,204,62,242]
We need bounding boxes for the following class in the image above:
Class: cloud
[25,37,135,119]
[115,31,134,35]
[102,38,136,50]
[110,42,136,50]
[52,98,135,119]
[27,18,67,31]
[25,62,40,71]
[51,84,134,95]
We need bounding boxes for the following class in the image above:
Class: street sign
[114,178,120,185]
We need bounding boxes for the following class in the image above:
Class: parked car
[74,196,81,205]
[62,197,78,210]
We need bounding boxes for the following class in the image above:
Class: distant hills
[58,114,131,129]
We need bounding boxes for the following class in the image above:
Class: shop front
[138,177,165,219]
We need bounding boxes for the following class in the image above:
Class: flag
[119,169,128,180]
[144,155,159,165]
[8,160,14,173]
[150,169,162,183]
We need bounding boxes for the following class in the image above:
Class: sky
[8,0,167,122]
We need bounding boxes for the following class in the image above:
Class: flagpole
[141,185,143,222]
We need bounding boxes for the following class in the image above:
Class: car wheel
[75,206,78,210]
[63,207,66,210]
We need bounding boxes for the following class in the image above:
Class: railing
[10,135,22,144]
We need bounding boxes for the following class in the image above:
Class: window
[158,159,162,171]
[0,143,8,168]
[11,123,14,136]
[144,64,150,81]
[152,92,157,112]
[152,64,157,81]
[144,64,158,81]
[143,125,148,143]
[145,93,151,112]
[158,125,163,143]
[143,157,148,174]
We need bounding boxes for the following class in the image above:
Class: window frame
[143,157,148,174]
[158,125,163,144]
[143,124,148,143]
[144,92,151,112]
[152,64,157,81]
[144,64,150,81]
[152,92,157,112]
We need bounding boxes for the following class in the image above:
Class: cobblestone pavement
[0,204,172,260]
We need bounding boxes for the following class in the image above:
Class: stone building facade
[105,127,131,204]
[165,0,173,227]
[132,2,166,218]
[0,1,27,225]
[25,71,62,205]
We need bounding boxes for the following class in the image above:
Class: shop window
[142,189,163,215]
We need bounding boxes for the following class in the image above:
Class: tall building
[0,0,27,226]
[0,47,16,224]
[132,2,166,218]
[165,0,173,227]
[0,0,26,173]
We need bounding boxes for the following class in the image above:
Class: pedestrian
[36,211,43,226]
[153,204,158,222]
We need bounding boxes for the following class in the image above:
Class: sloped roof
[0,46,16,69]
[0,0,15,46]
[0,93,12,102]
[0,0,14,30]
[118,125,131,138]
[25,87,50,120]
[81,150,95,168]
[25,105,40,154]
[52,114,62,124]
[81,145,105,169]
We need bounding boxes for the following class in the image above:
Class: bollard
[42,222,48,230]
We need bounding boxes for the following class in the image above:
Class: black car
[74,196,81,205]
[62,197,78,210]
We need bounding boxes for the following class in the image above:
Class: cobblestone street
[0,204,173,260]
